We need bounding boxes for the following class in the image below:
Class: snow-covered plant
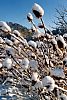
[3,57,12,69]
[32,3,44,18]
[29,59,38,71]
[28,40,37,48]
[0,21,11,32]
[0,3,67,100]
[31,72,39,82]
[13,30,21,37]
[20,58,29,70]
[27,13,33,22]
[50,67,65,78]
[42,76,55,92]
[56,35,66,50]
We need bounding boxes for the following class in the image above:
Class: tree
[53,8,67,35]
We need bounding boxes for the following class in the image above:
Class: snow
[28,40,37,48]
[32,29,44,38]
[50,67,65,78]
[45,55,49,65]
[0,21,11,32]
[13,30,21,37]
[63,57,67,62]
[0,37,4,43]
[29,59,38,70]
[32,3,44,17]
[42,76,55,92]
[46,33,53,39]
[21,58,29,70]
[33,80,43,89]
[63,33,67,38]
[51,38,57,45]
[27,13,33,21]
[6,46,14,55]
[3,57,12,69]
[11,34,20,44]
[31,72,38,81]
[4,38,13,46]
[60,93,67,100]
[0,63,2,68]
[36,41,43,48]
[0,4,67,99]
[56,35,66,48]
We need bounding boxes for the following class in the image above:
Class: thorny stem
[40,18,46,32]
[31,21,37,29]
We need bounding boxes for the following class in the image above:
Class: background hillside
[7,22,32,39]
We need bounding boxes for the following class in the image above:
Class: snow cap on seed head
[42,76,55,92]
[0,21,11,33]
[32,3,44,18]
[28,40,37,48]
[56,35,66,49]
[3,57,12,69]
[13,30,21,37]
[27,13,33,22]
[21,58,29,70]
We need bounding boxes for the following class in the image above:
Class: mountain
[7,22,32,38]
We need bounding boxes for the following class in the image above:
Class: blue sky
[0,0,67,30]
